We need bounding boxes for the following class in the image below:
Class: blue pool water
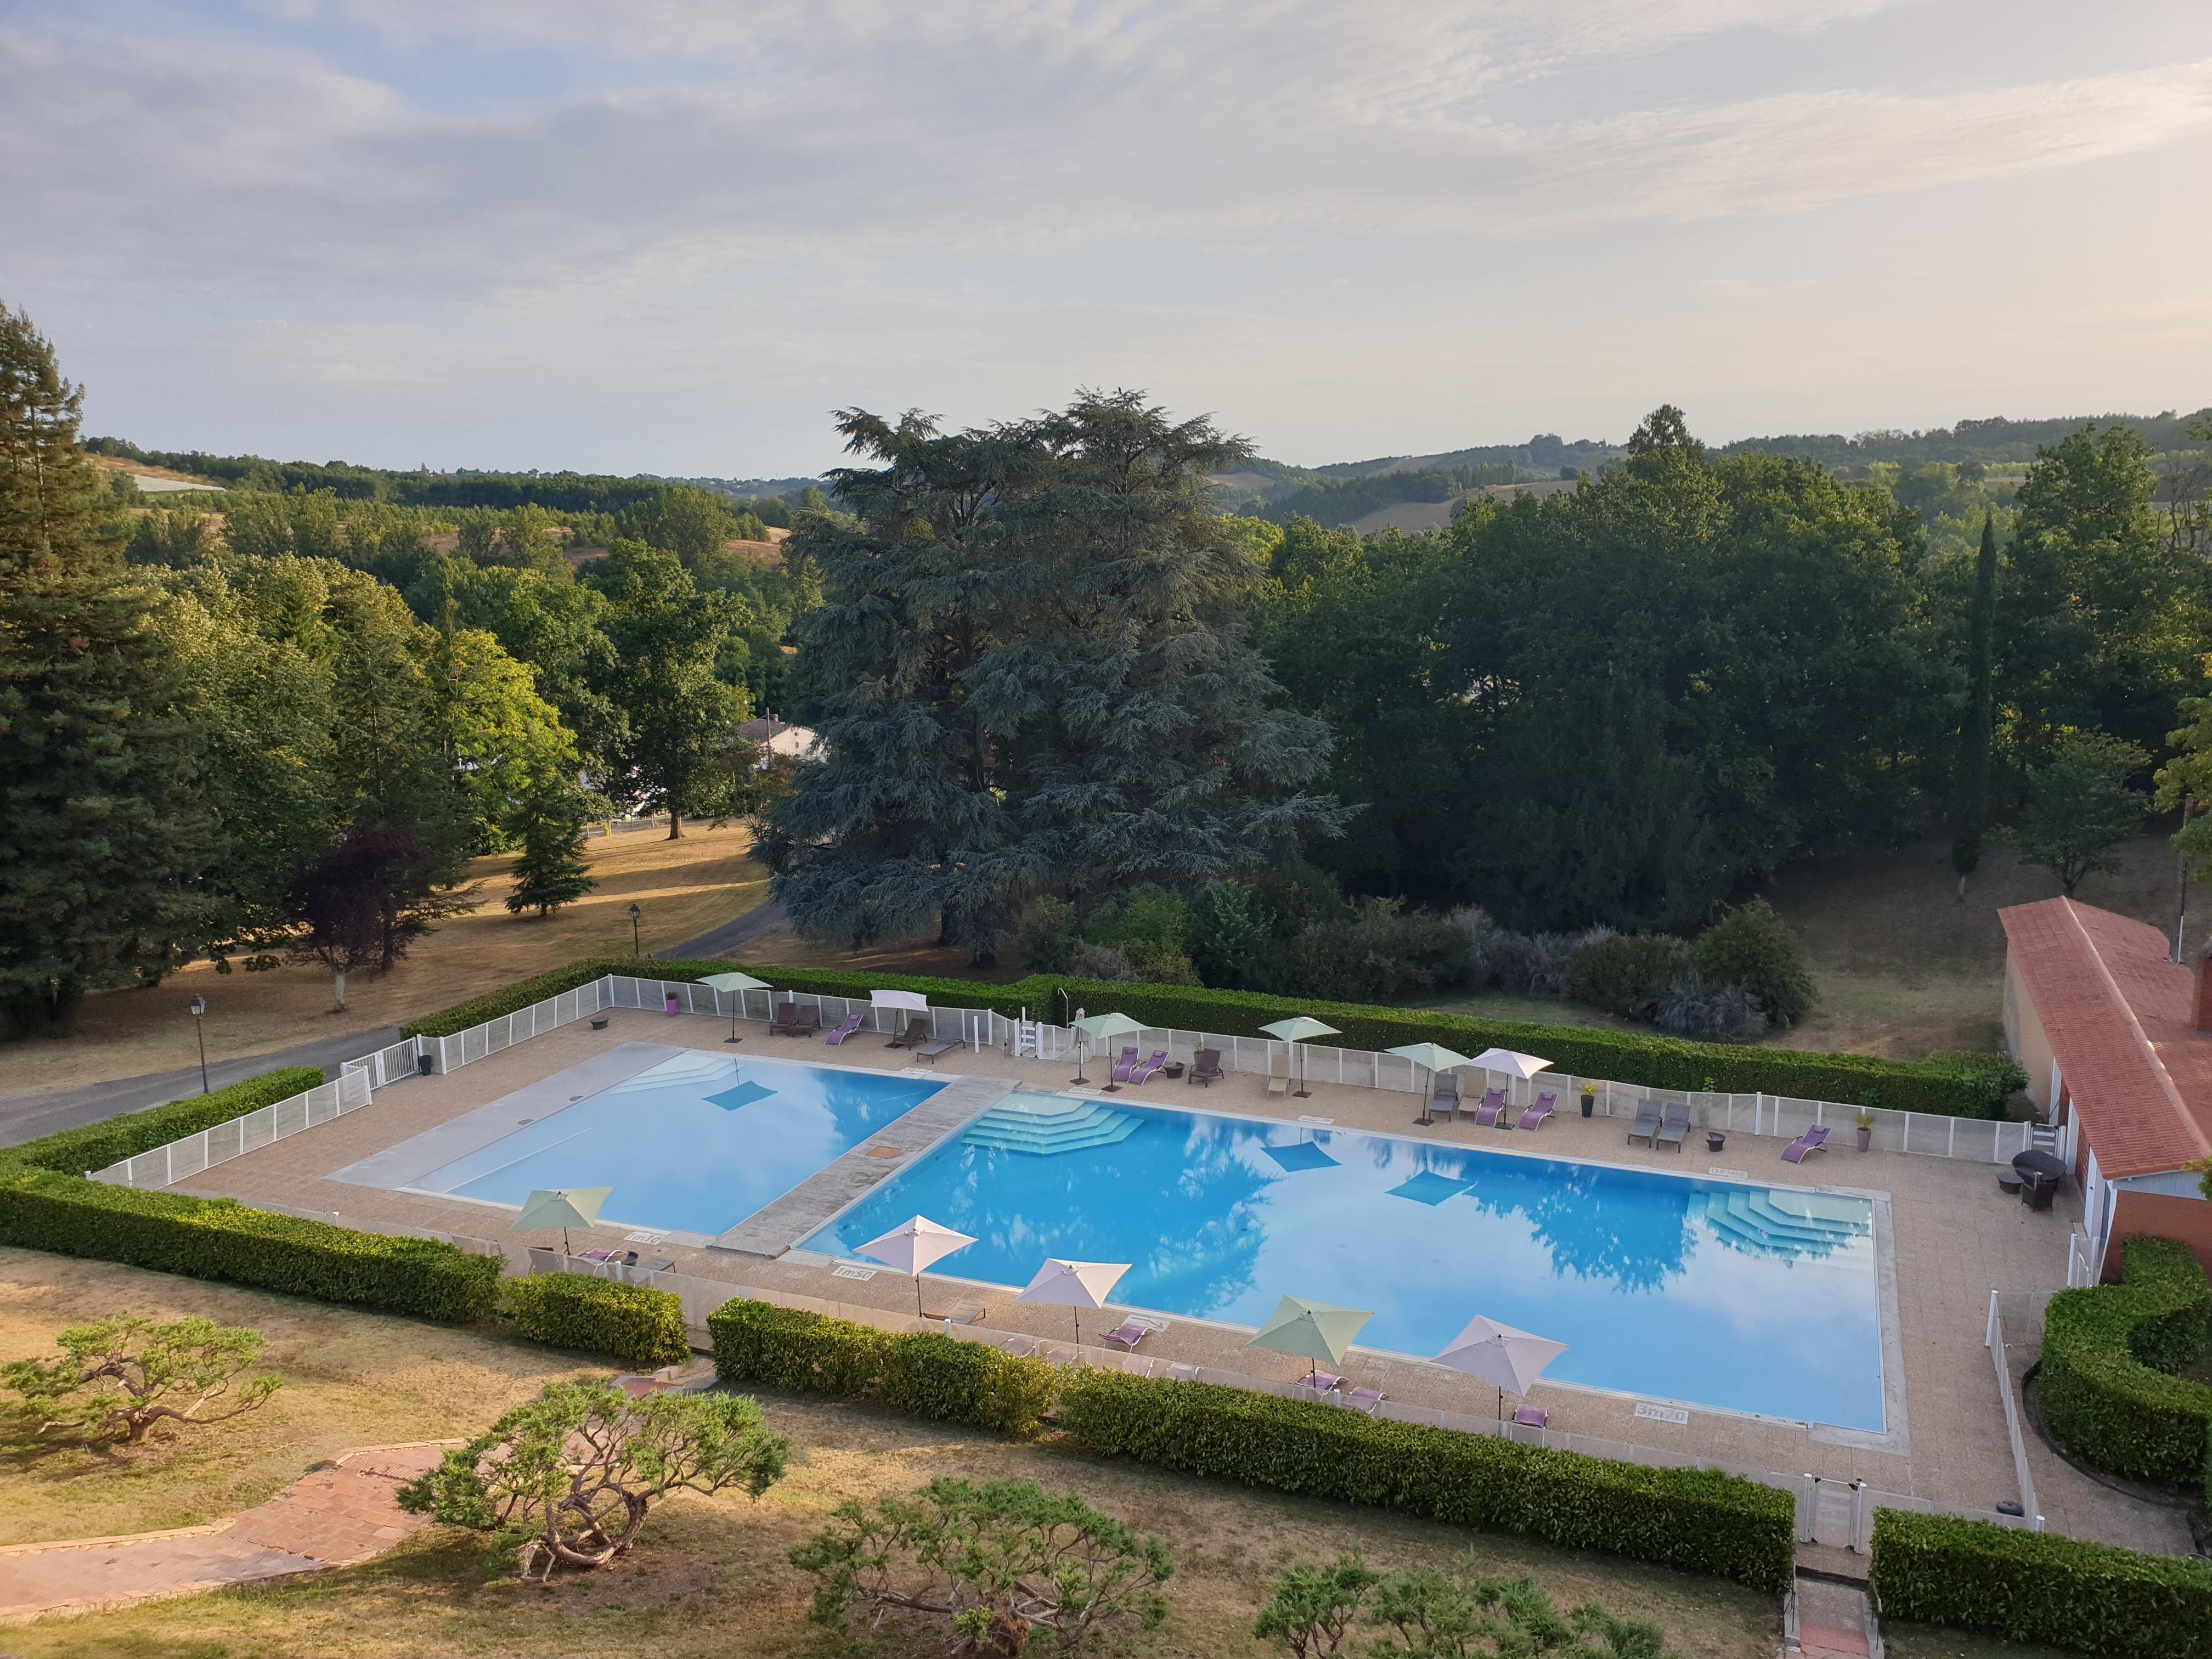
[800,1096,1884,1429]
[415,1052,943,1236]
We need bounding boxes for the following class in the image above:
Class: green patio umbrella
[509,1187,612,1259]
[699,971,772,1043]
[1246,1295,1374,1381]
[1259,1016,1340,1098]
[1072,1011,1146,1091]
[1386,1042,1475,1126]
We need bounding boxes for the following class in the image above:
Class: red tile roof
[2000,898,2212,1179]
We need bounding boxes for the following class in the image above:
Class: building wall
[2103,1188,2212,1279]
[2004,953,2059,1116]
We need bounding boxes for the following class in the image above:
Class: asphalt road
[656,896,786,961]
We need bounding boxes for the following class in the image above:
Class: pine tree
[506,783,597,918]
[1950,510,1999,893]
[0,304,214,1036]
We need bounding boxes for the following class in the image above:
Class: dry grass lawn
[0,1251,1780,1658]
[1,824,769,1098]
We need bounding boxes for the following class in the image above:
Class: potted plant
[1579,1083,1595,1119]
[1855,1110,1875,1152]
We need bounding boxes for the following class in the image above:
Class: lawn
[0,823,769,1098]
[0,1251,1781,1658]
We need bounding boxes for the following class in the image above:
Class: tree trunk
[331,968,347,1011]
[667,810,682,840]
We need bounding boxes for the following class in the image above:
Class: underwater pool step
[1699,1191,1866,1259]
[962,1099,1141,1154]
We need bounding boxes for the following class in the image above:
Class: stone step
[962,1099,1141,1154]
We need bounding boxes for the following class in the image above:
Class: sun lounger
[769,1002,819,1037]
[887,1017,929,1049]
[1516,1092,1556,1131]
[1472,1087,1508,1128]
[1001,1334,1042,1359]
[1341,1386,1386,1415]
[823,1013,864,1045]
[1654,1100,1691,1153]
[1296,1370,1344,1398]
[1128,1049,1169,1084]
[1512,1404,1548,1429]
[1428,1074,1461,1121]
[1780,1125,1829,1164]
[1189,1047,1224,1087]
[1267,1058,1290,1097]
[582,1248,614,1263]
[1165,1362,1200,1382]
[916,1037,962,1064]
[1626,1099,1663,1146]
[1110,1046,1143,1082]
[1103,1316,1166,1352]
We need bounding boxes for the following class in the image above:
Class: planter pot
[1855,1127,1872,1152]
[1580,1096,1594,1119]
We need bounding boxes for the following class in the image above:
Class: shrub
[1254,1555,1676,1658]
[2039,1235,2212,1488]
[500,1273,691,1368]
[1014,895,1079,973]
[1688,899,1814,1028]
[1068,943,1138,981]
[707,1299,1055,1437]
[1263,899,1472,1003]
[3,1066,325,1178]
[1053,1371,1793,1590]
[1488,930,1581,998]
[0,1170,502,1323]
[1189,882,1271,989]
[1653,974,1767,1042]
[2,1312,281,1445]
[1868,1509,2212,1658]
[1445,906,1505,990]
[1567,934,1690,1019]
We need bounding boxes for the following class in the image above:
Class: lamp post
[628,902,641,958]
[188,995,209,1096]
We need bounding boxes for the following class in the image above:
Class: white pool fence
[88,1069,372,1188]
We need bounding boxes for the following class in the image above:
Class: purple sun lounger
[1781,1125,1830,1164]
[1516,1091,1557,1131]
[1109,1046,1143,1082]
[823,1013,864,1045]
[1472,1088,1509,1127]
[1127,1049,1169,1083]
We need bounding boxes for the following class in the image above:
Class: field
[0,823,768,1098]
[0,1251,1780,1658]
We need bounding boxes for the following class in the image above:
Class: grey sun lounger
[1653,1100,1691,1153]
[1626,1099,1663,1146]
[915,1037,962,1064]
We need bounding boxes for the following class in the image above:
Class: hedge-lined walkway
[0,1442,451,1623]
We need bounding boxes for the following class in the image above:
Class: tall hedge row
[705,1298,1793,1589]
[1870,1510,2212,1658]
[2039,1235,2212,1496]
[4,1065,325,1176]
[405,957,2024,1116]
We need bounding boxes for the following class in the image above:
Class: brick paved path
[0,1442,455,1623]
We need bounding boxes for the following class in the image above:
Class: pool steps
[1699,1189,1868,1260]
[962,1097,1139,1155]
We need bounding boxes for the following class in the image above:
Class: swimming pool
[411,1052,944,1236]
[800,1095,1885,1429]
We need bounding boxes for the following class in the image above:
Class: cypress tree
[0,305,214,1036]
[1950,510,1999,894]
[506,782,597,919]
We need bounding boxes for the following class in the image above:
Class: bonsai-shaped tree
[1,1313,281,1445]
[397,1380,786,1580]
[789,1477,1173,1655]
[1997,729,2151,899]
[1255,1555,1676,1657]
[504,779,598,919]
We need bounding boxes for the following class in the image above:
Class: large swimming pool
[800,1094,1884,1429]
[411,1052,943,1236]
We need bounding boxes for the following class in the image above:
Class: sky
[4,1,2210,477]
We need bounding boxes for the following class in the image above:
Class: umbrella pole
[1071,1039,1087,1087]
[1417,1069,1434,1127]
[727,993,742,1044]
[915,1276,924,1319]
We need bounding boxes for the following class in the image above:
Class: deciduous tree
[1999,729,2151,898]
[1,1313,280,1446]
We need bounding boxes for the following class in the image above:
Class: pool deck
[158,1006,2193,1556]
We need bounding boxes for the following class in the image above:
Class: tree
[1188,881,1271,989]
[1950,510,1999,892]
[789,1477,1173,1656]
[1,1313,280,1446]
[1998,730,2151,898]
[431,625,578,848]
[0,304,217,1037]
[1688,898,1814,1028]
[1251,1554,1379,1657]
[398,1381,786,1580]
[505,780,597,918]
[286,826,473,1006]
[1254,1556,1675,1658]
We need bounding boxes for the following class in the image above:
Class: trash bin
[416,1052,434,1076]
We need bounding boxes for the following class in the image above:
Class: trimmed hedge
[706,1299,1791,1588]
[0,1167,502,1323]
[1053,1370,1795,1590]
[1869,1509,2212,1658]
[707,1299,1054,1437]
[501,1272,690,1367]
[3,1066,326,1177]
[2040,1235,2212,1495]
[410,957,2024,1116]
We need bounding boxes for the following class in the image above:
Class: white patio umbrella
[1435,1313,1568,1421]
[1386,1042,1475,1126]
[1014,1257,1130,1347]
[1468,1047,1554,1107]
[1072,1012,1146,1091]
[699,971,771,1043]
[856,1215,977,1317]
[1260,1016,1341,1099]
[509,1186,612,1259]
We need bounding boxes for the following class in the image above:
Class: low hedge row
[0,1168,502,1324]
[409,957,2023,1116]
[706,1300,1792,1589]
[1869,1509,2212,1658]
[706,1299,1054,1436]
[3,1066,326,1177]
[2039,1235,2212,1496]
[501,1272,691,1368]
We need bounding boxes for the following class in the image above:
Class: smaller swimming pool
[411,1052,942,1235]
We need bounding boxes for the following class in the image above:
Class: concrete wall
[2004,953,2058,1116]
[2103,1188,2212,1279]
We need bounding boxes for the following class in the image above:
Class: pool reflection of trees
[1457,1160,1694,1292]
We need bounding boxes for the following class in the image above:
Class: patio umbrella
[1072,1012,1146,1091]
[1435,1313,1567,1420]
[856,1215,977,1317]
[1386,1042,1475,1126]
[1260,1016,1341,1099]
[509,1186,612,1259]
[1468,1047,1553,1107]
[1246,1295,1373,1380]
[699,971,771,1044]
[1014,1258,1130,1347]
